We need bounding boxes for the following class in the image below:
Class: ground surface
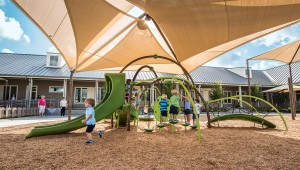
[0,115,299,169]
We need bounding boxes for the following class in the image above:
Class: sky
[1,0,300,70]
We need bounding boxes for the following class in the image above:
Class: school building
[0,52,299,114]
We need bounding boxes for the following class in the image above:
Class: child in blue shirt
[82,98,102,144]
[159,94,169,124]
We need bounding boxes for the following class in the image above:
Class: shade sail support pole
[247,59,252,113]
[147,14,178,62]
[288,44,300,120]
[68,70,74,120]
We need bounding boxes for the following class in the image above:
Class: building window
[0,85,18,100]
[75,87,87,103]
[224,91,232,104]
[296,92,300,101]
[263,93,267,100]
[49,86,63,93]
[97,87,106,102]
[49,55,59,66]
[236,91,246,96]
[26,86,38,100]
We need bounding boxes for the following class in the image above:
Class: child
[183,97,191,125]
[81,98,102,144]
[38,95,46,117]
[159,94,169,124]
[193,99,202,126]
[60,97,67,116]
[169,89,181,123]
[125,79,131,102]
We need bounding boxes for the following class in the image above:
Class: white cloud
[251,60,284,70]
[23,34,30,43]
[0,9,28,42]
[251,23,300,47]
[47,46,59,53]
[234,49,248,56]
[1,48,13,53]
[0,0,5,6]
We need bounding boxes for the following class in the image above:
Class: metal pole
[288,65,296,120]
[68,71,74,120]
[288,44,300,120]
[247,59,252,112]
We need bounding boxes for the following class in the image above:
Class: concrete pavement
[0,115,80,128]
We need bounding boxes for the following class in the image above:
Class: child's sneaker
[85,140,94,144]
[169,119,173,123]
[98,131,103,138]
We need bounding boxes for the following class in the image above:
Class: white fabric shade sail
[251,40,300,64]
[263,85,300,93]
[12,0,300,74]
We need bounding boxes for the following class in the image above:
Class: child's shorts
[170,105,178,115]
[192,113,200,120]
[86,124,95,133]
[184,109,191,115]
[161,110,168,117]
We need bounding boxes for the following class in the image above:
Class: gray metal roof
[0,52,289,86]
[265,62,300,85]
[190,66,275,86]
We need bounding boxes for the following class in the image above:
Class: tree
[273,92,289,109]
[251,84,263,107]
[162,80,174,99]
[210,83,224,100]
[209,83,225,112]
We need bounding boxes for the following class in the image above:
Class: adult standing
[38,95,46,117]
[60,97,68,116]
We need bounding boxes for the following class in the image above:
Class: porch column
[28,78,33,107]
[95,80,99,104]
[151,83,155,104]
[198,84,202,101]
[220,84,223,107]
[239,86,243,108]
[176,83,179,91]
[4,79,8,108]
[63,79,67,98]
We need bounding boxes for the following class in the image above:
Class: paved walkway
[0,115,80,128]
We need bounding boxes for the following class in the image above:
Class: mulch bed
[0,115,299,169]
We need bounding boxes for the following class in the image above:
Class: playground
[1,1,300,169]
[0,115,299,169]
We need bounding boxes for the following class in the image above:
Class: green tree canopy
[210,82,224,100]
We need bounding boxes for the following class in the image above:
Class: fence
[0,99,61,118]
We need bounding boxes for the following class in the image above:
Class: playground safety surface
[0,115,299,169]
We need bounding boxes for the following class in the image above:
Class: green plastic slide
[26,73,125,138]
[210,114,276,128]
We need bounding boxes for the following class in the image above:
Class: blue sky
[1,0,300,70]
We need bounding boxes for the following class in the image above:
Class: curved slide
[26,73,125,138]
[210,114,276,128]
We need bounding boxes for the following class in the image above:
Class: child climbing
[81,98,103,144]
[125,79,131,103]
[169,89,182,123]
[183,97,191,125]
[159,94,169,124]
[193,98,202,126]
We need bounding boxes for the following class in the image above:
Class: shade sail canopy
[251,40,300,64]
[263,85,300,93]
[12,0,300,74]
